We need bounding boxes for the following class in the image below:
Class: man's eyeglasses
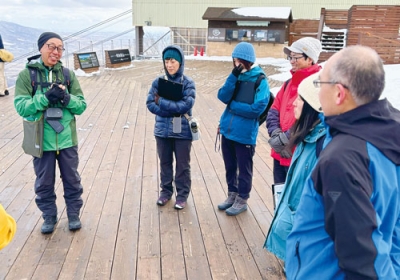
[287,55,305,62]
[313,80,348,89]
[46,44,65,52]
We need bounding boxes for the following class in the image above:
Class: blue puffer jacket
[286,99,400,279]
[218,64,270,145]
[146,46,195,139]
[264,121,325,260]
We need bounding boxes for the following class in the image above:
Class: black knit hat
[37,32,63,51]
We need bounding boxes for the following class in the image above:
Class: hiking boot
[226,196,248,216]
[174,201,186,210]
[156,196,171,206]
[68,215,82,231]
[41,216,58,234]
[218,192,238,210]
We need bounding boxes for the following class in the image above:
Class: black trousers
[273,158,289,184]
[221,135,255,200]
[156,137,192,202]
[33,146,83,218]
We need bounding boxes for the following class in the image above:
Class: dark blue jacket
[146,46,195,139]
[286,99,400,279]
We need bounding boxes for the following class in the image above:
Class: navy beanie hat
[232,42,256,63]
[163,49,182,64]
[38,32,63,51]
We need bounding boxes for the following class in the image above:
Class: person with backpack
[14,32,87,234]
[217,42,270,216]
[264,71,326,262]
[266,37,322,184]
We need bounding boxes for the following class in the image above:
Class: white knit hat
[298,72,322,112]
[283,37,322,64]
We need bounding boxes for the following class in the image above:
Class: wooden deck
[0,59,285,280]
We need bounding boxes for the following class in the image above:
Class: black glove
[60,93,71,107]
[232,64,244,77]
[45,85,65,104]
[268,129,290,153]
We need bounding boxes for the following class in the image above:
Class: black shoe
[41,216,58,234]
[4,90,9,95]
[156,196,171,206]
[68,215,82,231]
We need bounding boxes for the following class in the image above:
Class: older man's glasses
[287,55,305,62]
[46,44,65,52]
[313,80,348,89]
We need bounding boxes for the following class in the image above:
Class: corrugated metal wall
[132,0,400,28]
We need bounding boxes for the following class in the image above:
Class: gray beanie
[38,32,63,51]
[283,37,322,64]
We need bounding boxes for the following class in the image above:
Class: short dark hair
[289,100,320,149]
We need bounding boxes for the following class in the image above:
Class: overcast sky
[3,0,133,32]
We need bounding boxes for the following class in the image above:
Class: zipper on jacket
[294,241,301,280]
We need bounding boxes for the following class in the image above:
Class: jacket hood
[26,54,63,71]
[325,98,400,164]
[162,45,185,80]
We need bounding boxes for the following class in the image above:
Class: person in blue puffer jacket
[286,45,400,279]
[217,42,270,216]
[146,45,196,210]
[264,72,326,261]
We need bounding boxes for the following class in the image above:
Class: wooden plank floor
[0,59,285,280]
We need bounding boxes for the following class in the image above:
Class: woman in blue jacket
[264,72,325,260]
[217,42,270,216]
[146,45,196,210]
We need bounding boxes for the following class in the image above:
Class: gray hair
[328,45,385,105]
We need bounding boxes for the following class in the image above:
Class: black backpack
[28,66,71,96]
[258,77,293,126]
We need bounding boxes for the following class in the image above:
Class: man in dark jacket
[285,45,400,279]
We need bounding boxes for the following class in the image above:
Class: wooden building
[202,7,293,58]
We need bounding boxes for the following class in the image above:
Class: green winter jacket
[14,58,86,152]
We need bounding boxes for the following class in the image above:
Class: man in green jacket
[14,32,87,234]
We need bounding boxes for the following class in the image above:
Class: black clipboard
[234,81,255,104]
[158,78,184,101]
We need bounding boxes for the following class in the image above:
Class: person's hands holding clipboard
[157,78,184,101]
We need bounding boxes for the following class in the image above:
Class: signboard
[77,52,99,69]
[208,28,226,42]
[254,30,268,42]
[108,49,131,64]
[268,30,283,43]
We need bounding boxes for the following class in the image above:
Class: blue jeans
[156,137,192,202]
[221,135,255,200]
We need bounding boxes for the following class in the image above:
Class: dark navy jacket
[146,46,195,140]
[286,99,400,279]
